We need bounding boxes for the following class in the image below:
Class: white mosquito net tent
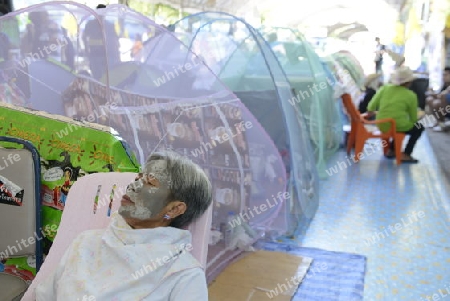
[332,50,366,91]
[0,2,287,284]
[322,54,364,115]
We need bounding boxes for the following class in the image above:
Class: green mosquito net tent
[260,27,343,178]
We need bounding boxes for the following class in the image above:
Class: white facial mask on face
[119,160,172,220]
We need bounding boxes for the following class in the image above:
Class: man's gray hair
[147,151,212,229]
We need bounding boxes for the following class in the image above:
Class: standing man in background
[374,37,385,74]
[83,4,120,79]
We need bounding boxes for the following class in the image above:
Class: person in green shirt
[367,66,424,163]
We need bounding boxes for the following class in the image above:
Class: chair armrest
[360,116,397,134]
[361,115,396,126]
[361,111,377,119]
[363,118,395,125]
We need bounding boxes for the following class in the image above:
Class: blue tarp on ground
[259,241,366,301]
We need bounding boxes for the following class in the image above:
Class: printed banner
[0,103,139,212]
[0,102,140,283]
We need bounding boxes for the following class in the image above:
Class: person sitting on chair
[36,151,212,300]
[358,73,382,114]
[366,66,424,163]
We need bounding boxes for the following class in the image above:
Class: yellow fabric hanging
[445,14,450,38]
[393,22,405,46]
[446,14,450,28]
[62,13,78,37]
[406,7,421,39]
[114,20,121,35]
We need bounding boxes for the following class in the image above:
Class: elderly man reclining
[36,151,212,301]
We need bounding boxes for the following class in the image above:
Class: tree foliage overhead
[127,1,190,24]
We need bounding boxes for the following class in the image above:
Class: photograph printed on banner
[0,174,24,206]
[160,100,203,149]
[62,77,93,118]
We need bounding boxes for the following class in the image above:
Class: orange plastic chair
[342,93,405,165]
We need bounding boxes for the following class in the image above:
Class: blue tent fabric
[171,12,320,238]
[259,241,366,301]
[28,60,75,115]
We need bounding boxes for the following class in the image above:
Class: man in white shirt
[374,37,385,74]
[36,151,212,300]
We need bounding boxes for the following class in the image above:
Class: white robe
[35,212,208,301]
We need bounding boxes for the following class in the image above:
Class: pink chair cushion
[22,172,211,300]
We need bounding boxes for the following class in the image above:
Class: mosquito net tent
[319,56,350,142]
[259,27,342,178]
[322,54,364,108]
[170,12,320,241]
[332,51,366,91]
[0,2,287,284]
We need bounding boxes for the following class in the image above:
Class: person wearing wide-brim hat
[358,73,382,114]
[365,73,382,87]
[366,66,424,163]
